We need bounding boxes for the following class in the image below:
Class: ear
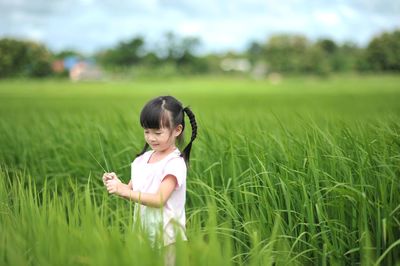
[174,124,183,137]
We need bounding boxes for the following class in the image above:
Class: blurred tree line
[248,30,400,75]
[96,32,210,76]
[0,39,53,78]
[0,29,399,78]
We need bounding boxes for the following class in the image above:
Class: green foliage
[264,34,310,73]
[97,37,145,67]
[0,38,52,78]
[54,49,82,60]
[302,45,331,76]
[248,34,373,76]
[0,76,399,265]
[365,30,400,71]
[95,33,209,75]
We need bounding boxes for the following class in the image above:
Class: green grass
[0,74,400,265]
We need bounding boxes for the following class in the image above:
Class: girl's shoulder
[164,149,186,168]
[165,148,185,161]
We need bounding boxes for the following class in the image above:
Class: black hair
[136,95,197,165]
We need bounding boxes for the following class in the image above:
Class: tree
[97,37,145,67]
[264,34,310,72]
[336,42,362,72]
[54,50,82,60]
[315,39,359,72]
[247,41,264,64]
[158,32,206,74]
[0,38,52,78]
[302,45,331,76]
[365,30,400,71]
[316,39,338,54]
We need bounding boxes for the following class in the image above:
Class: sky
[0,0,399,55]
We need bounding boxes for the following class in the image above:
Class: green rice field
[0,74,399,265]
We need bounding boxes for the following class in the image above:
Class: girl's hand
[102,172,120,185]
[102,173,111,185]
[106,178,123,195]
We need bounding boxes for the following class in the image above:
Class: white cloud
[313,10,341,27]
[26,28,44,41]
[178,21,203,36]
[338,5,359,20]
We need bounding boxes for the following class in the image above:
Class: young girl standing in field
[102,95,197,265]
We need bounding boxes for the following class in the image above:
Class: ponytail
[182,106,197,165]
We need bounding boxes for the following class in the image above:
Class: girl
[102,95,197,265]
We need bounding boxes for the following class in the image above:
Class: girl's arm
[106,175,177,208]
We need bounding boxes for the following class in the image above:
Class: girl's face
[144,125,182,153]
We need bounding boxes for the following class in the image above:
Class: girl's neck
[148,145,177,164]
[154,145,176,156]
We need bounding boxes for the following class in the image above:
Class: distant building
[220,58,251,72]
[69,61,103,81]
[51,56,103,81]
[63,56,80,71]
[220,58,270,79]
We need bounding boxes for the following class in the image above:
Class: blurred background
[0,0,399,80]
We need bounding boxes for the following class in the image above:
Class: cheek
[144,134,152,141]
[161,134,171,143]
